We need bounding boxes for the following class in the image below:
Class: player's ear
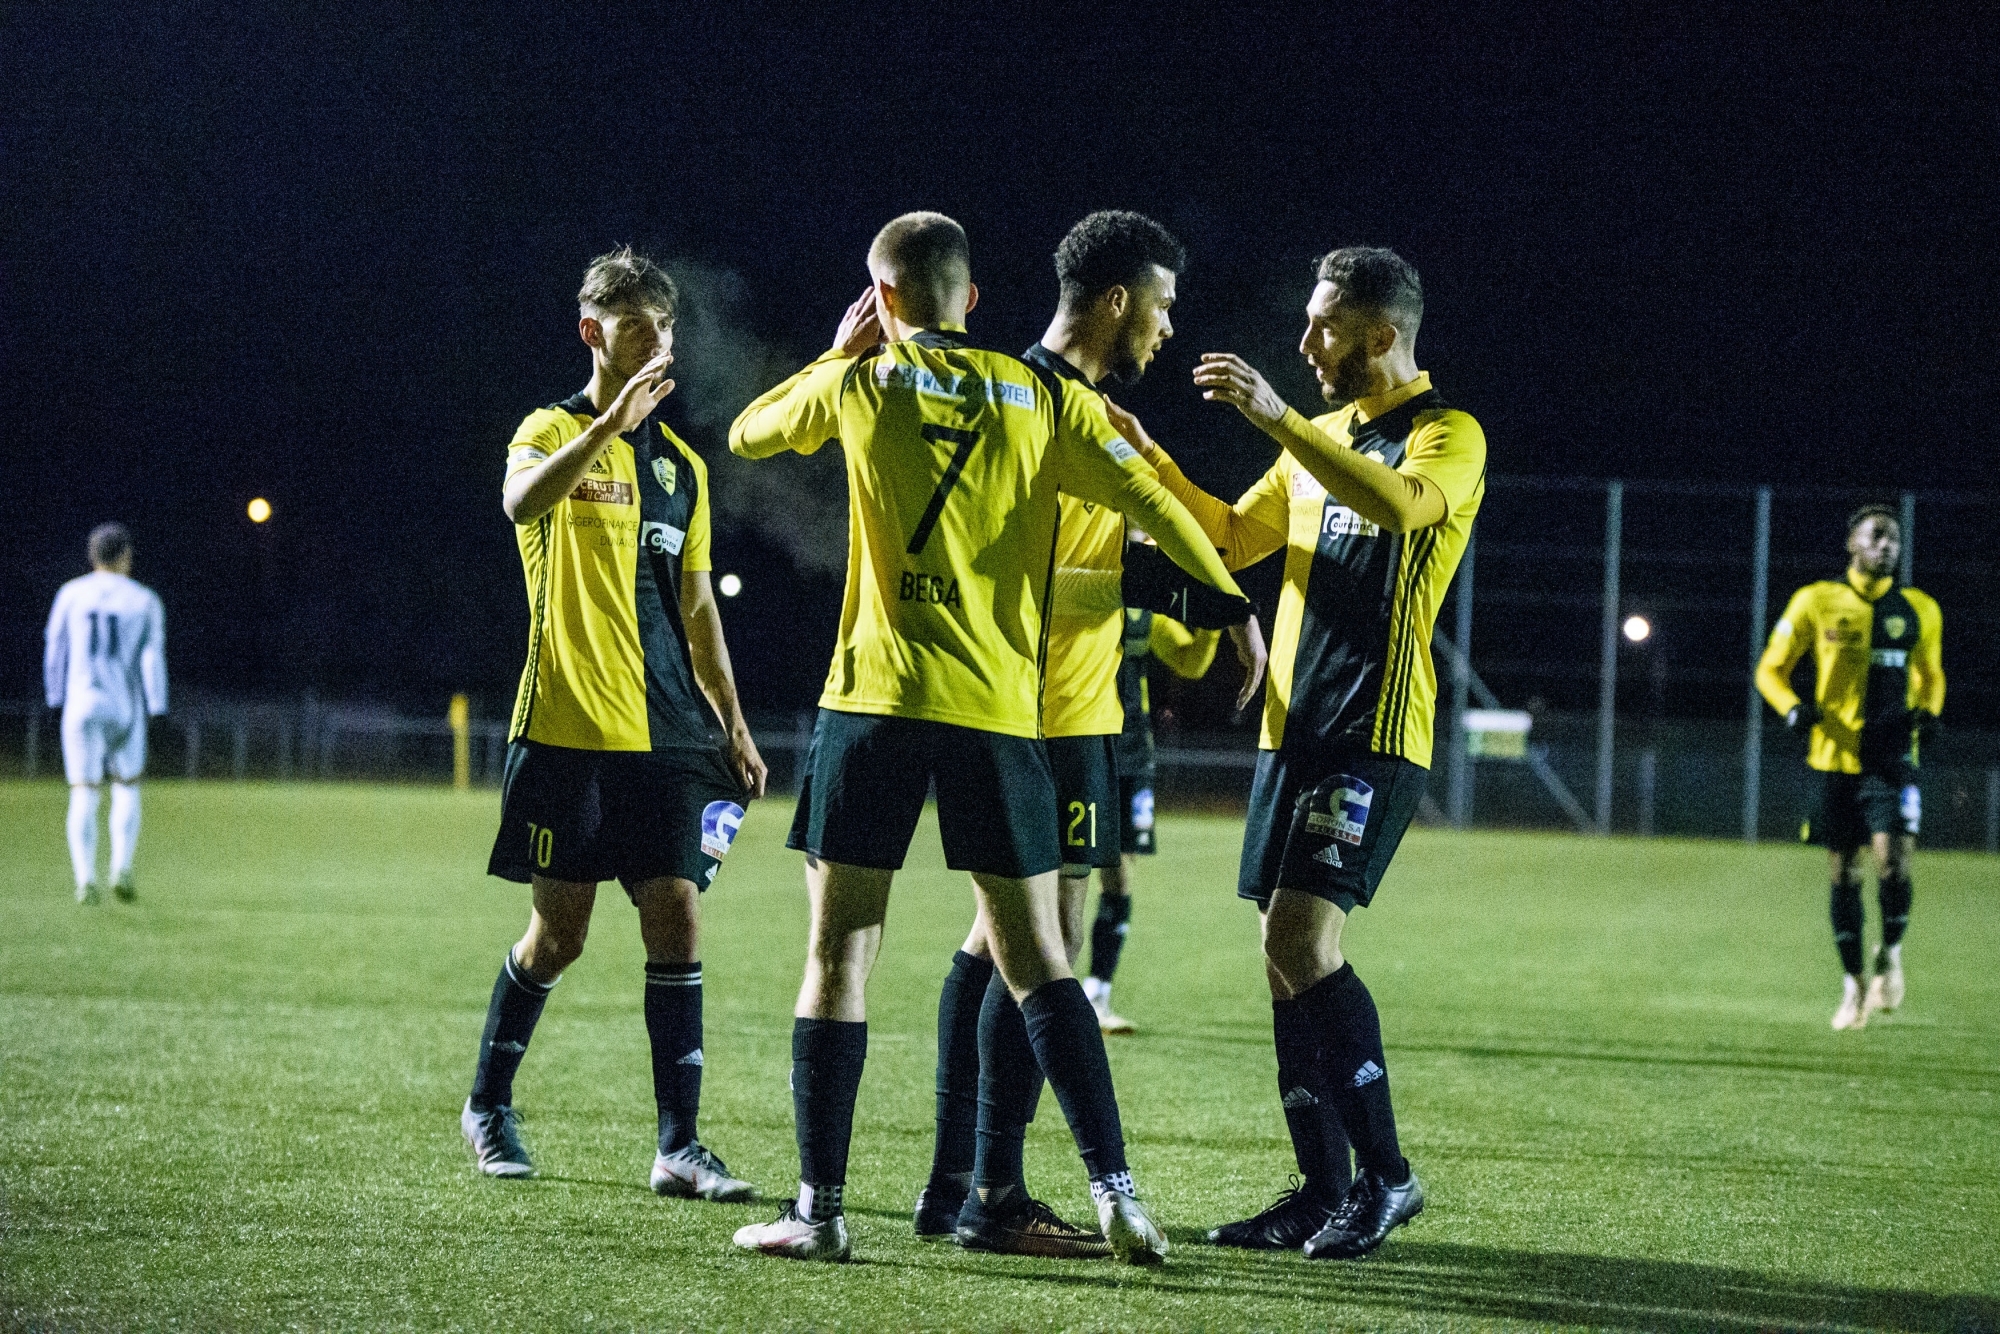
[580,315,604,350]
[963,281,979,316]
[1368,319,1399,359]
[873,276,900,321]
[1100,284,1129,320]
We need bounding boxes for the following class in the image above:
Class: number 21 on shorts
[1067,800,1097,849]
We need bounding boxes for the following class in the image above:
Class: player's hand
[833,287,883,357]
[1228,615,1267,713]
[1100,396,1161,462]
[1785,701,1820,732]
[604,353,676,435]
[726,724,768,799]
[1194,354,1288,429]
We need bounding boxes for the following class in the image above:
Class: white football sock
[67,786,101,889]
[109,783,141,884]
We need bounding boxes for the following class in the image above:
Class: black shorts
[787,709,1061,878]
[1047,734,1121,876]
[1238,748,1428,913]
[1804,769,1921,849]
[488,740,748,893]
[1119,773,1157,856]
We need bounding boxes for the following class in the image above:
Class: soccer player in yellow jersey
[1756,506,1944,1031]
[913,212,1264,1258]
[727,212,1252,1264]
[1113,247,1486,1259]
[461,249,769,1206]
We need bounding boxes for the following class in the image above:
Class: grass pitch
[2,780,1996,1333]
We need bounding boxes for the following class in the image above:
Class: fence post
[185,718,201,779]
[1447,528,1475,829]
[1899,491,1916,587]
[1987,768,1999,855]
[1595,482,1623,835]
[449,694,471,791]
[1744,487,1771,842]
[1637,748,1657,837]
[24,711,39,778]
[232,714,249,781]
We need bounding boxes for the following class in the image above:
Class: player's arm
[676,453,766,797]
[728,288,882,460]
[140,594,168,716]
[1755,588,1816,726]
[1191,354,1475,533]
[503,354,675,524]
[1908,591,1945,719]
[43,588,69,709]
[1102,398,1288,571]
[1050,399,1266,708]
[1150,615,1221,680]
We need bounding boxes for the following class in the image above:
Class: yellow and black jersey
[1152,372,1485,767]
[729,328,1245,739]
[506,392,718,752]
[1756,569,1944,774]
[1114,608,1219,776]
[1025,343,1131,739]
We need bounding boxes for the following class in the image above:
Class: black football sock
[1830,878,1865,976]
[645,961,704,1155]
[469,949,554,1112]
[1088,892,1132,983]
[1019,977,1128,1184]
[1878,873,1913,950]
[973,969,1045,1198]
[1273,997,1352,1203]
[1295,964,1407,1183]
[791,1018,867,1221]
[930,950,993,1190]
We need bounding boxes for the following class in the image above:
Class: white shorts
[62,700,149,785]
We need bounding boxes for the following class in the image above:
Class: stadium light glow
[1623,614,1651,643]
[718,573,742,597]
[247,497,272,523]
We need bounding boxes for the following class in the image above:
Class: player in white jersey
[44,524,168,904]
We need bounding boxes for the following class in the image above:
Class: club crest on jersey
[652,454,677,494]
[1306,776,1373,846]
[700,801,745,860]
[1883,615,1906,639]
[1291,470,1326,500]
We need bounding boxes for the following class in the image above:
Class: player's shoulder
[513,392,593,445]
[657,423,710,481]
[1900,585,1941,616]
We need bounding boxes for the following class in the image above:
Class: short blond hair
[867,212,970,326]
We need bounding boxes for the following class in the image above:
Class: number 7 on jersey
[906,425,980,555]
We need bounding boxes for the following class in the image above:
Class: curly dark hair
[1055,211,1186,305]
[578,246,678,322]
[1314,246,1423,341]
[1847,503,1900,537]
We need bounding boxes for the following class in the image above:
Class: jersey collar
[1023,342,1090,384]
[1352,371,1433,424]
[1846,567,1893,601]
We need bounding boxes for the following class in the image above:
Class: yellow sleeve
[1049,394,1244,603]
[678,437,713,573]
[1755,586,1817,716]
[1149,615,1220,679]
[1906,589,1945,714]
[1265,407,1442,531]
[1147,441,1290,572]
[728,350,850,459]
[506,408,578,479]
[1402,409,1488,515]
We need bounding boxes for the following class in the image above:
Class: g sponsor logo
[700,800,745,860]
[642,521,686,556]
[1129,786,1155,832]
[1305,775,1373,846]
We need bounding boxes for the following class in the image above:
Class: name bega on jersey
[900,571,962,606]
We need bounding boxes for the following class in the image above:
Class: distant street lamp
[718,573,743,597]
[1622,614,1651,643]
[247,497,273,523]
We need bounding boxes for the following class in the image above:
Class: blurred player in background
[914,211,1262,1258]
[44,523,167,904]
[461,248,768,1201]
[1756,505,1943,1031]
[1111,246,1485,1259]
[728,211,1252,1264]
[1083,589,1221,1035]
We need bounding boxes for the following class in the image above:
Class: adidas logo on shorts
[1281,1086,1319,1109]
[678,1049,704,1067]
[1352,1060,1384,1089]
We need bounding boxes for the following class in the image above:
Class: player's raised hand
[1194,353,1287,429]
[833,287,883,357]
[605,353,676,435]
[1228,615,1267,714]
[1101,396,1161,462]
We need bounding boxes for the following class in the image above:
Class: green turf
[1,779,1996,1333]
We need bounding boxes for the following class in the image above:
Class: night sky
[7,5,1995,728]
